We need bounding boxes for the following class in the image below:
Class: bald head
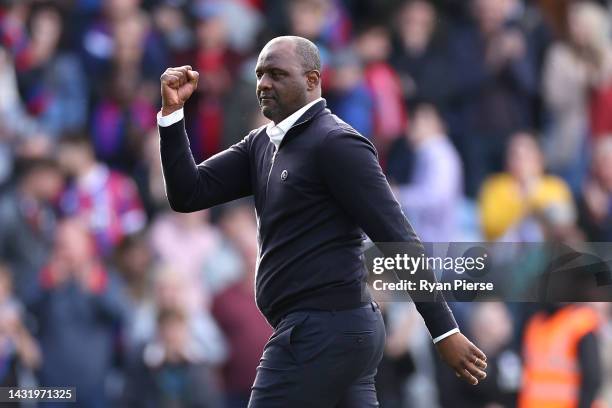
[264,36,321,73]
[255,36,322,123]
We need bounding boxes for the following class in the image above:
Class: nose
[257,73,272,93]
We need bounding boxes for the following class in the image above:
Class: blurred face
[57,143,92,176]
[119,241,152,280]
[398,0,436,52]
[30,8,62,57]
[289,0,329,39]
[113,14,147,68]
[196,17,227,50]
[153,5,184,33]
[568,5,589,49]
[255,40,316,123]
[473,0,508,35]
[31,167,63,201]
[105,0,141,20]
[355,28,392,62]
[506,133,543,182]
[408,105,443,145]
[53,220,94,266]
[331,64,362,92]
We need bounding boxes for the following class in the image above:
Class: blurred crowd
[0,0,612,407]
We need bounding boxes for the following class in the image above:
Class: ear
[306,70,321,91]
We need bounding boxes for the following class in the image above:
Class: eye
[271,70,285,79]
[255,71,263,79]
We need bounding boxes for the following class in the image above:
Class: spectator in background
[13,2,88,138]
[185,4,241,159]
[597,303,612,407]
[519,303,602,408]
[123,307,223,408]
[286,0,351,57]
[396,104,463,242]
[0,46,42,184]
[577,2,612,139]
[217,63,268,150]
[391,0,453,111]
[27,218,126,408]
[191,0,264,55]
[57,134,146,258]
[150,209,223,305]
[90,11,158,172]
[151,264,227,367]
[542,1,612,192]
[80,0,165,84]
[0,263,41,387]
[131,130,169,218]
[479,131,575,241]
[113,232,156,354]
[0,0,31,68]
[354,24,407,164]
[0,158,63,298]
[211,203,272,408]
[0,41,56,186]
[579,136,612,241]
[325,49,373,137]
[449,0,537,196]
[151,2,193,59]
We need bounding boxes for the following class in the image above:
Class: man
[519,303,602,408]
[397,104,463,242]
[28,218,125,408]
[158,36,487,407]
[57,134,147,257]
[0,158,63,299]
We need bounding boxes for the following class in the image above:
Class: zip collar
[279,99,328,149]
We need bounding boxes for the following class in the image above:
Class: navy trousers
[248,302,386,408]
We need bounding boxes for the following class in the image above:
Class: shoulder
[479,173,516,196]
[538,175,572,199]
[317,112,375,153]
[242,125,268,147]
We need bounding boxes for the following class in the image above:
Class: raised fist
[160,65,199,116]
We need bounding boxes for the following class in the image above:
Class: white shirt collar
[266,97,323,148]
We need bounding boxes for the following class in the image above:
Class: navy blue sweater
[159,100,457,338]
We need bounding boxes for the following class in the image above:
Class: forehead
[256,41,300,71]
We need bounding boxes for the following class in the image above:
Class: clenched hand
[160,65,199,116]
[435,332,487,385]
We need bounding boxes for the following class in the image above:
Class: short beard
[261,105,282,124]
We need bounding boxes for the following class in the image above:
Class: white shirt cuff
[157,108,184,127]
[432,328,460,344]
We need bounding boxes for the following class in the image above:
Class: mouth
[259,96,275,104]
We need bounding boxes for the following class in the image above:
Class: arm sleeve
[577,331,602,408]
[158,119,253,212]
[318,129,458,339]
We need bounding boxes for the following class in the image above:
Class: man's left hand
[435,332,487,385]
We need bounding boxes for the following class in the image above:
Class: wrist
[161,105,183,116]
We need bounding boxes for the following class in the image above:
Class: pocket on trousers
[273,314,309,360]
[286,314,336,364]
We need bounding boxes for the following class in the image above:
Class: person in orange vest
[519,303,602,408]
